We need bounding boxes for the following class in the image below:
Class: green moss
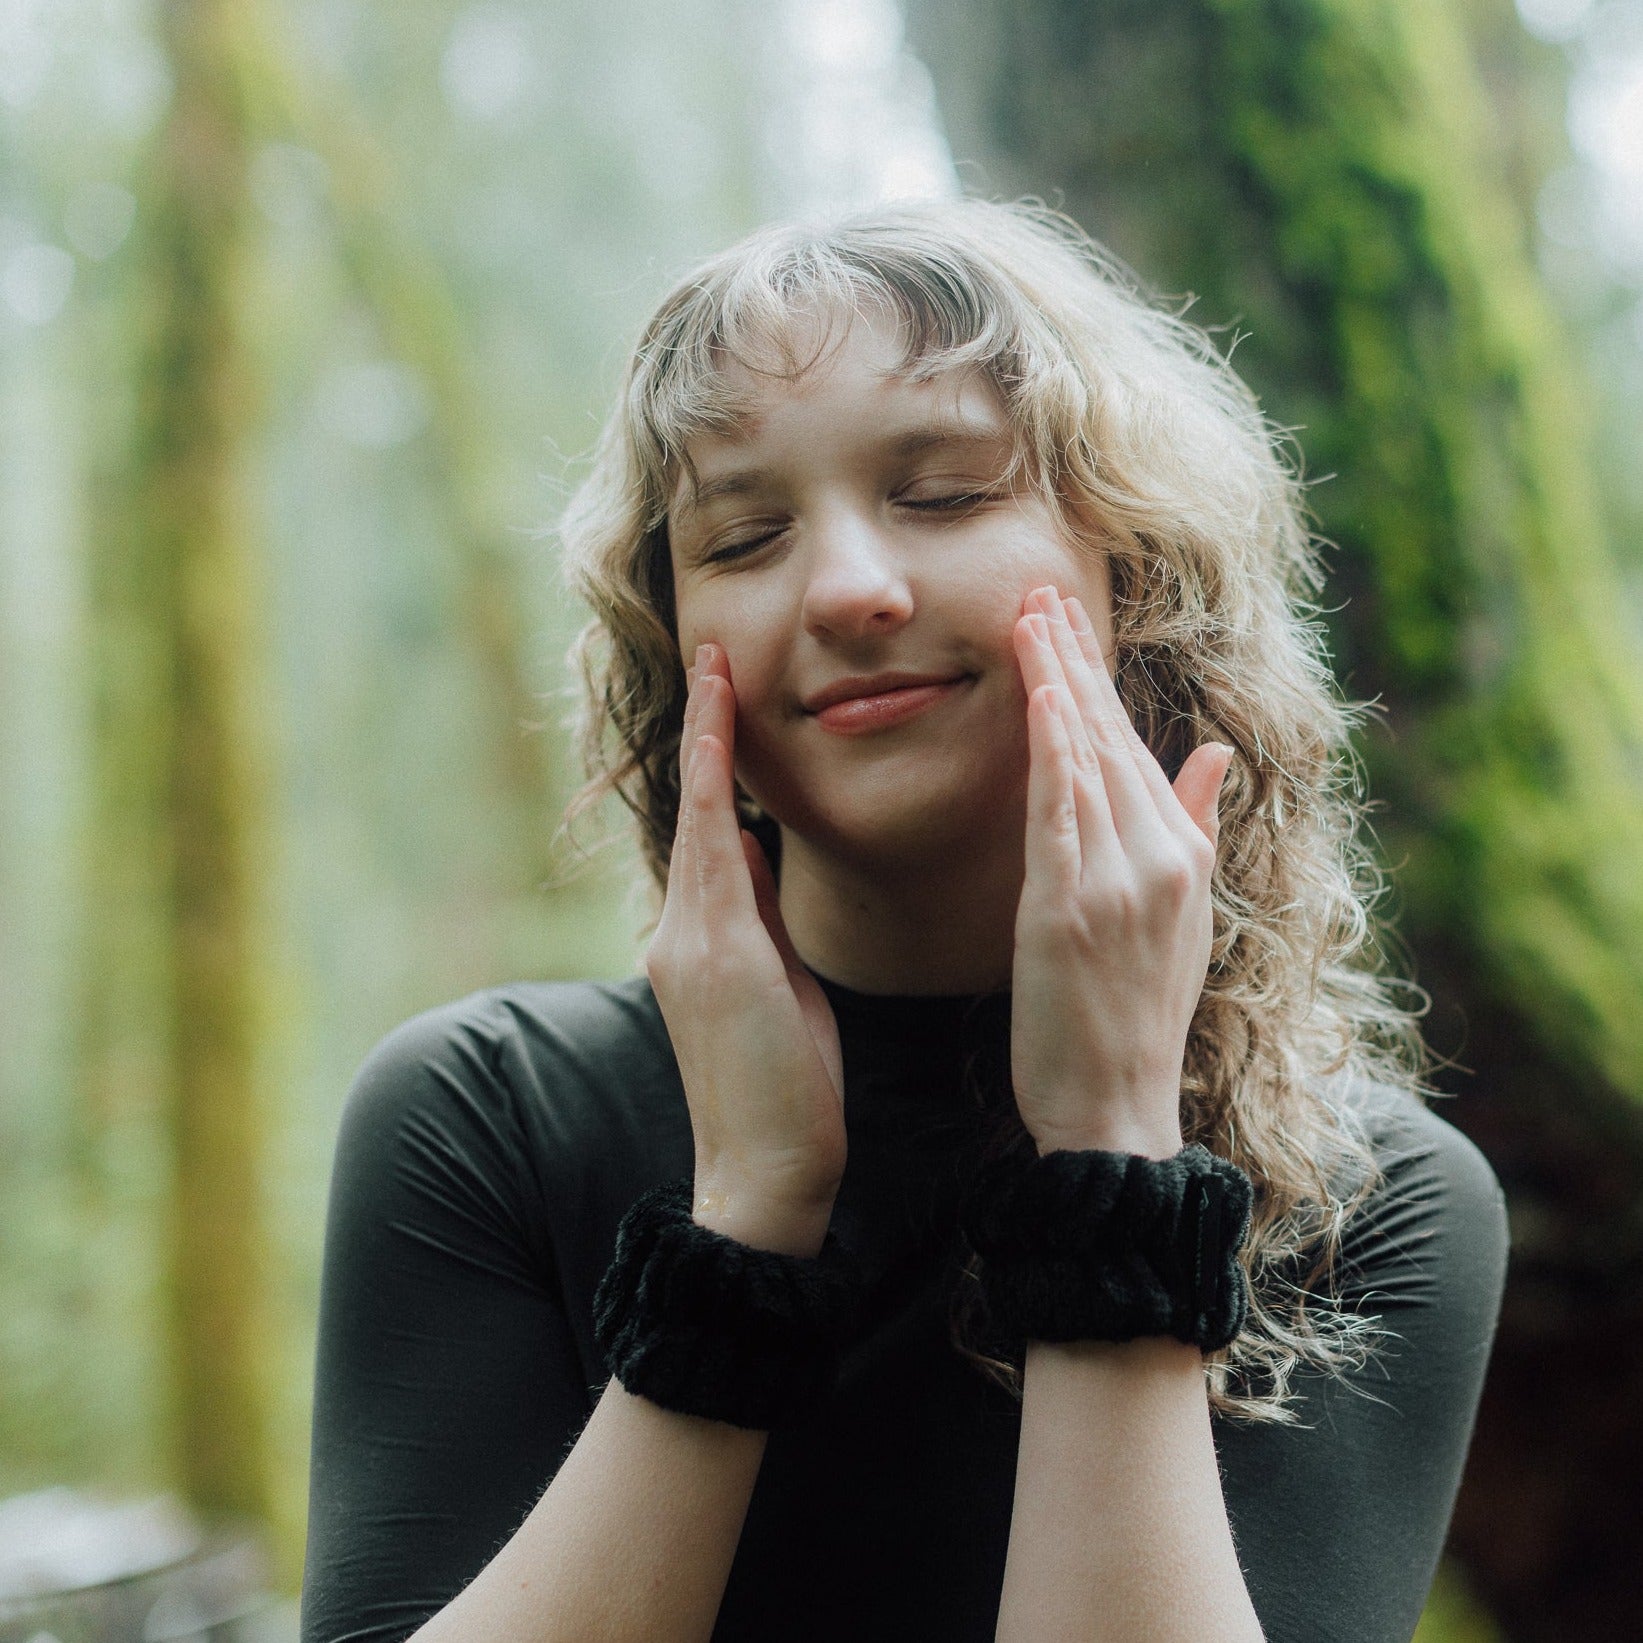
[122,0,276,1535]
[1188,0,1643,1105]
[907,0,1643,1115]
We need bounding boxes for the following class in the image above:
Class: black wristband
[592,1178,864,1431]
[958,1142,1254,1352]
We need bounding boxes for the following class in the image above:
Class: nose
[798,502,914,643]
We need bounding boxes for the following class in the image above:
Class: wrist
[595,1178,862,1430]
[1033,1127,1184,1162]
[691,1186,834,1257]
[1025,1334,1207,1374]
[959,1144,1254,1354]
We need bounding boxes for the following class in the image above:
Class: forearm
[995,1336,1265,1643]
[408,1197,828,1643]
[407,1376,765,1643]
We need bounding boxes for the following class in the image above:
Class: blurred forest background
[1,0,1640,1638]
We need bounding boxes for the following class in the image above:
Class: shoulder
[352,972,665,1076]
[1350,1081,1506,1212]
[1328,1081,1510,1325]
[343,973,673,1140]
[330,976,689,1268]
[1345,1081,1507,1223]
[1215,1089,1511,1639]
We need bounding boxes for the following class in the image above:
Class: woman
[299,198,1509,1643]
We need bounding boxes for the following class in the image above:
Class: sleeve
[298,1003,598,1643]
[1217,1097,1510,1643]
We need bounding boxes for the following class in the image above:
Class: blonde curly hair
[552,195,1432,1424]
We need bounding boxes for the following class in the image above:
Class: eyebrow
[673,418,1014,520]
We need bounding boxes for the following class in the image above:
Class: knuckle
[1117,878,1147,920]
[643,944,677,994]
[1088,716,1123,754]
[1050,796,1081,839]
[1150,850,1196,901]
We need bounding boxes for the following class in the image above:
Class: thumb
[1172,742,1235,847]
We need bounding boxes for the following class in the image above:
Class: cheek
[709,629,795,755]
[719,630,784,710]
[993,500,1114,614]
[962,570,1045,681]
[676,591,777,691]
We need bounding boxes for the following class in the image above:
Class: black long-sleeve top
[298,971,1510,1643]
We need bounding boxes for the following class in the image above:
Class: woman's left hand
[1010,584,1234,1161]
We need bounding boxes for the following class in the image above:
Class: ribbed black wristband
[592,1178,864,1431]
[958,1142,1254,1352]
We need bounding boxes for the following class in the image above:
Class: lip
[809,675,973,735]
[801,671,971,714]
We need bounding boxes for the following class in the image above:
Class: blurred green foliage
[909,0,1643,1119]
[0,0,780,1587]
[1416,1557,1509,1643]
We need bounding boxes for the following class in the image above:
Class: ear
[1172,743,1235,847]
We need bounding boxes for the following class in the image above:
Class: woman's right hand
[644,641,848,1257]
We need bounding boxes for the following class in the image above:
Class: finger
[663,698,702,922]
[1046,675,1128,870]
[1025,589,1157,846]
[1015,613,1125,849]
[680,651,703,788]
[1057,590,1198,841]
[1064,591,1235,847]
[679,641,723,788]
[687,727,758,919]
[1014,612,1069,728]
[1016,612,1091,762]
[1024,682,1083,889]
[1060,592,1172,800]
[691,651,731,772]
[688,657,766,925]
[1031,587,1146,779]
[1171,741,1235,848]
[742,829,805,980]
[663,691,731,929]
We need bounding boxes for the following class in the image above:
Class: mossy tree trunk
[238,1,563,889]
[125,0,274,1529]
[904,0,1643,1637]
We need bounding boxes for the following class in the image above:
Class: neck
[776,825,1022,996]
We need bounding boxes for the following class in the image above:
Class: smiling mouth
[810,675,974,735]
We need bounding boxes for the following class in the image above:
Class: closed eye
[902,491,994,512]
[700,490,1000,565]
[701,528,783,565]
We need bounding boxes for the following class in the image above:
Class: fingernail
[1065,595,1090,632]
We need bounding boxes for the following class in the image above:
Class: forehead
[666,305,1012,511]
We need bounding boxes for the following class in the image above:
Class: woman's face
[665,304,1117,866]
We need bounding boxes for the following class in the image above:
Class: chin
[750,760,1029,875]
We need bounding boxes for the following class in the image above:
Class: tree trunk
[239,2,564,890]
[125,0,275,1531]
[903,0,1643,1637]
